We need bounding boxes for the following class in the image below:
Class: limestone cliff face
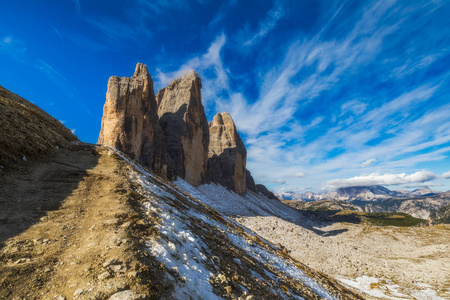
[156,71,209,186]
[98,63,165,173]
[246,169,257,193]
[207,112,247,195]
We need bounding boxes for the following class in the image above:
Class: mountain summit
[98,63,273,196]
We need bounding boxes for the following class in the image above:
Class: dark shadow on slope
[0,144,99,247]
[205,187,353,237]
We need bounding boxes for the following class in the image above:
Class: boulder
[156,70,209,186]
[207,112,247,195]
[98,63,166,174]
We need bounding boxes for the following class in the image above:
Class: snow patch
[337,276,447,300]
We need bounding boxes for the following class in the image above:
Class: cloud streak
[326,171,437,189]
[243,1,284,46]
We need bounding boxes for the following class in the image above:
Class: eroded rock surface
[256,184,277,200]
[156,70,209,186]
[98,63,166,173]
[246,169,257,193]
[207,112,247,194]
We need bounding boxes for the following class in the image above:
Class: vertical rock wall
[156,71,209,186]
[98,63,165,172]
[207,112,247,195]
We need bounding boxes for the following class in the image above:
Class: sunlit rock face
[207,112,247,195]
[156,70,209,186]
[98,63,167,175]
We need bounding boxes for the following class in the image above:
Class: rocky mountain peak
[133,62,150,77]
[156,70,209,186]
[98,63,164,172]
[208,112,245,156]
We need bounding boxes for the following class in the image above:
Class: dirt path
[0,145,155,299]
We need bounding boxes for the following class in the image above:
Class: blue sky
[1,0,450,193]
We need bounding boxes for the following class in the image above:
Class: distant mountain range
[276,185,439,202]
[277,185,450,220]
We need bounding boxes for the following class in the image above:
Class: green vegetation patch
[361,212,426,227]
[329,211,426,227]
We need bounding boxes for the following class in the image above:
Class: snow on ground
[174,179,299,220]
[337,276,447,300]
[110,148,345,299]
[174,176,450,300]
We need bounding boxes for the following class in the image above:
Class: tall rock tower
[156,70,209,186]
[207,112,247,195]
[98,63,165,172]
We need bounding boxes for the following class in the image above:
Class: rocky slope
[0,84,77,169]
[428,203,450,224]
[0,83,361,299]
[283,200,364,212]
[207,112,247,195]
[180,181,450,299]
[363,192,450,219]
[2,145,363,299]
[156,70,209,186]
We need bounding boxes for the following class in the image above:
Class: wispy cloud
[0,35,26,60]
[86,17,141,43]
[271,179,286,184]
[73,0,81,14]
[361,158,376,167]
[243,1,284,46]
[443,171,450,179]
[154,33,229,109]
[222,1,449,191]
[326,171,437,189]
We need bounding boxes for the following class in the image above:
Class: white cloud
[271,179,286,184]
[326,171,437,189]
[155,33,228,109]
[443,171,450,179]
[293,172,305,178]
[361,158,376,167]
[71,129,76,134]
[341,100,367,116]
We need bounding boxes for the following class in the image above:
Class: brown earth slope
[0,85,77,169]
[0,85,363,299]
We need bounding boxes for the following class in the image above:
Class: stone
[156,70,209,186]
[98,271,113,280]
[245,169,257,193]
[207,112,247,194]
[103,259,119,268]
[73,288,84,298]
[108,290,142,300]
[98,63,166,174]
[256,184,277,200]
